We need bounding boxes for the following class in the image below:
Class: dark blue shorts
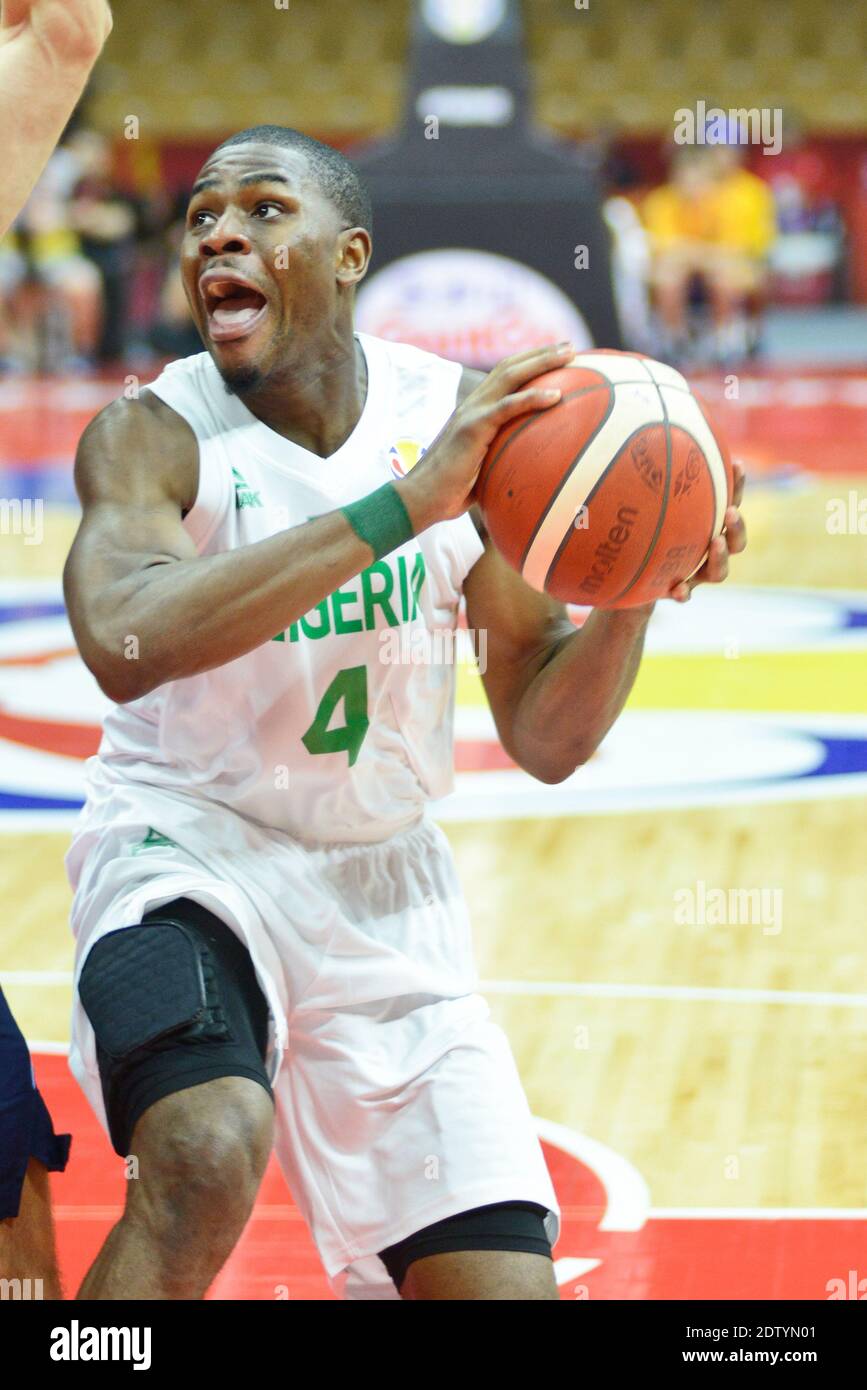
[0,986,71,1220]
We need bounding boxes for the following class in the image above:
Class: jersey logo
[130,827,178,855]
[232,467,262,509]
[388,438,426,478]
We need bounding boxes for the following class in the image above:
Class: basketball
[475,350,734,607]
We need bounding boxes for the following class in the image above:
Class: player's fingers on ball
[724,505,747,553]
[493,342,574,390]
[731,459,746,508]
[490,387,561,421]
[501,341,574,369]
[670,581,691,602]
[706,536,729,583]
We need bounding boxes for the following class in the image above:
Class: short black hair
[214,125,373,234]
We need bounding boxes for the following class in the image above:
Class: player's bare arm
[0,0,113,238]
[64,345,569,704]
[454,365,747,784]
[64,391,394,703]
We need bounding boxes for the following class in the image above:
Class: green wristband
[341,482,415,561]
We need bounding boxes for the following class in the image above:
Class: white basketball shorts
[66,778,559,1299]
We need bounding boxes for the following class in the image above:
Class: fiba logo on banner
[356,249,592,370]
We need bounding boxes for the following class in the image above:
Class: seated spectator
[0,141,104,372]
[0,144,103,371]
[66,129,142,363]
[760,111,843,304]
[643,138,777,362]
[147,191,203,360]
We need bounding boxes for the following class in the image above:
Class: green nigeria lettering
[271,551,426,644]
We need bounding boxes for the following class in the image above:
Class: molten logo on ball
[579,506,638,597]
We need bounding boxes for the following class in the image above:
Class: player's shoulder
[78,377,196,452]
[74,384,198,508]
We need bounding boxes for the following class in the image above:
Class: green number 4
[301,665,369,766]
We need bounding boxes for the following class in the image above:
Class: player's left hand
[668,459,746,602]
[1,0,113,52]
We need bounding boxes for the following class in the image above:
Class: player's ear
[336,228,371,289]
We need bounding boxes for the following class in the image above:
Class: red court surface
[36,1053,864,1301]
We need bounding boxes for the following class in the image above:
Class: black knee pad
[379,1201,553,1293]
[80,918,229,1059]
[78,899,272,1157]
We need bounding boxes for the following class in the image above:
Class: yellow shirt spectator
[644,168,776,259]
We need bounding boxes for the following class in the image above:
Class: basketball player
[63,126,746,1301]
[0,0,112,1295]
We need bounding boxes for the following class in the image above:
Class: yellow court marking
[457,648,867,714]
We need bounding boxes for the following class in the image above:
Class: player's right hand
[397,342,575,528]
[1,0,112,56]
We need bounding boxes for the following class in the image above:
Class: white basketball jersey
[92,332,483,844]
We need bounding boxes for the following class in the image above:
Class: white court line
[2,970,72,985]
[10,973,867,1010]
[480,979,867,1009]
[0,812,81,832]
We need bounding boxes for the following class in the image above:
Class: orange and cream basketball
[475,349,734,607]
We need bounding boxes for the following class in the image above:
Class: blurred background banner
[353,0,619,361]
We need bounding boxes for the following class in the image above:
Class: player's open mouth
[201,277,270,342]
